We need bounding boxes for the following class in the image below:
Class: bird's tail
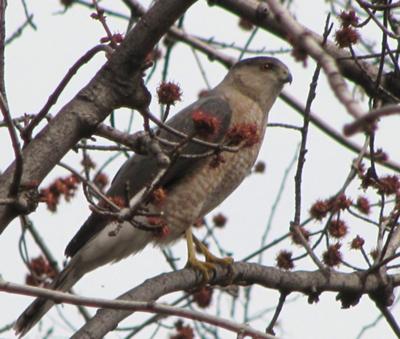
[14,263,82,337]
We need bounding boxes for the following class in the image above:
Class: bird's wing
[65,94,232,257]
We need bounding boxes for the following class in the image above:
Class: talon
[185,228,233,284]
[193,235,233,267]
[185,228,213,283]
[185,258,214,282]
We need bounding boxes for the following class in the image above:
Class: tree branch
[213,0,400,102]
[21,44,113,144]
[77,0,400,175]
[0,92,23,197]
[343,104,400,136]
[0,0,198,234]
[0,0,6,96]
[73,262,400,338]
[0,275,274,339]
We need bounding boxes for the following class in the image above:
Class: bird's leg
[185,228,215,282]
[192,235,233,267]
[185,228,233,283]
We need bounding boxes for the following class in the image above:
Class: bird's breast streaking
[154,94,266,245]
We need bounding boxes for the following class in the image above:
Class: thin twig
[356,313,383,339]
[291,224,327,273]
[20,0,36,30]
[198,37,290,55]
[5,15,33,45]
[265,0,364,119]
[259,146,299,263]
[292,66,319,224]
[290,18,332,274]
[374,302,400,338]
[91,0,118,49]
[122,294,189,337]
[139,107,239,152]
[0,322,13,334]
[58,162,120,212]
[281,91,400,173]
[343,104,400,136]
[356,0,400,39]
[75,143,130,152]
[356,0,400,10]
[20,216,91,322]
[337,49,400,61]
[265,292,288,335]
[0,278,275,339]
[0,92,23,196]
[0,114,34,128]
[267,122,302,132]
[22,44,112,143]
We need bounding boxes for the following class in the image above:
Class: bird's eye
[262,62,274,71]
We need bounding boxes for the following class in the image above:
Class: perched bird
[15,56,292,336]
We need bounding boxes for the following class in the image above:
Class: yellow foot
[193,235,233,267]
[185,228,233,283]
[186,256,215,282]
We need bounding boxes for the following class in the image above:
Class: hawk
[15,56,292,336]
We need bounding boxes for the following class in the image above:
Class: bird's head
[219,56,292,110]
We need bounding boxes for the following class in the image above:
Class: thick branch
[0,0,198,233]
[74,262,400,338]
[213,0,400,102]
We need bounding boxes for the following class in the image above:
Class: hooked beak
[285,72,293,84]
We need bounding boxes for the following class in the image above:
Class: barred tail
[14,264,82,337]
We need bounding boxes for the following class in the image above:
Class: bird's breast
[199,114,264,214]
[155,102,266,242]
